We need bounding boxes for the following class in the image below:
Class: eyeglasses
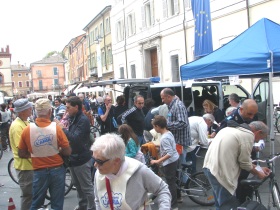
[93,157,110,166]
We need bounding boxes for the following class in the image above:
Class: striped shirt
[167,97,191,147]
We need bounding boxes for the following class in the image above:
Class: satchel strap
[105,177,114,210]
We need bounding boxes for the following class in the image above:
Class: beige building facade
[11,63,31,96]
[83,6,114,82]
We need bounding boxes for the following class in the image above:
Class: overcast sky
[0,0,112,66]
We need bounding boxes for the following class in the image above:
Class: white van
[85,77,270,125]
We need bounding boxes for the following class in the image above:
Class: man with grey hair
[9,98,33,210]
[18,98,71,210]
[187,113,215,173]
[203,120,270,209]
[91,133,171,209]
[78,93,91,112]
[160,88,191,203]
[97,95,117,134]
[228,93,240,108]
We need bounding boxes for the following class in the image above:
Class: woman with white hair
[91,133,171,210]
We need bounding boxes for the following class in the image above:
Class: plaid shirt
[167,97,191,147]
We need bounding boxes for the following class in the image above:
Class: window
[127,13,136,36]
[184,0,191,9]
[142,1,154,28]
[39,80,43,90]
[53,67,58,76]
[92,54,97,67]
[11,73,14,77]
[162,0,179,18]
[25,73,28,76]
[120,67,124,79]
[0,74,3,84]
[131,64,136,78]
[18,81,23,87]
[101,49,105,67]
[105,18,111,34]
[26,81,30,87]
[12,82,14,87]
[95,27,99,40]
[36,70,42,77]
[18,73,22,77]
[171,54,179,82]
[100,23,104,38]
[54,79,59,86]
[107,46,113,64]
[116,20,124,42]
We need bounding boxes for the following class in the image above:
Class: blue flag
[191,0,213,59]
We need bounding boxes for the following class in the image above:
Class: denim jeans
[30,165,65,210]
[137,135,145,146]
[203,168,232,210]
[179,147,188,183]
[16,170,33,210]
[70,158,95,210]
[186,146,200,174]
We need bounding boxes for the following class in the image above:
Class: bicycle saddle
[240,172,274,186]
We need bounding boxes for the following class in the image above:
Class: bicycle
[0,130,9,160]
[176,161,215,206]
[90,125,101,140]
[240,153,280,209]
[7,157,74,199]
[273,104,280,133]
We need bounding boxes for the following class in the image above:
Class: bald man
[215,99,258,134]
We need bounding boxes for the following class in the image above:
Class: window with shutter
[171,55,179,82]
[131,64,136,78]
[120,67,124,79]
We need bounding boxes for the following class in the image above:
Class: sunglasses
[93,157,110,166]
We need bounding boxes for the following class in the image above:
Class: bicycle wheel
[90,126,101,139]
[276,116,280,133]
[8,158,19,184]
[272,183,280,209]
[185,171,215,206]
[64,168,74,195]
[0,142,3,160]
[45,167,74,200]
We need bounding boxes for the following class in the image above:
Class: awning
[64,84,78,95]
[75,86,112,93]
[73,83,83,94]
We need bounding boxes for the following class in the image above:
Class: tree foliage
[44,51,64,59]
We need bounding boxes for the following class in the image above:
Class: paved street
[1,133,280,210]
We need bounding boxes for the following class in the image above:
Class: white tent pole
[269,51,275,172]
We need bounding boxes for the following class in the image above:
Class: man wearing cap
[9,98,33,210]
[18,98,71,210]
[57,96,95,210]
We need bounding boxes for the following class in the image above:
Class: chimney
[6,45,10,53]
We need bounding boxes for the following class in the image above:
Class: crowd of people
[0,89,271,210]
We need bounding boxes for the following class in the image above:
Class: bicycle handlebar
[252,153,280,164]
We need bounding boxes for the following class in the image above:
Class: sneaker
[177,197,183,203]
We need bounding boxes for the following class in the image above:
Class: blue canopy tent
[180,18,280,158]
[180,18,280,80]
